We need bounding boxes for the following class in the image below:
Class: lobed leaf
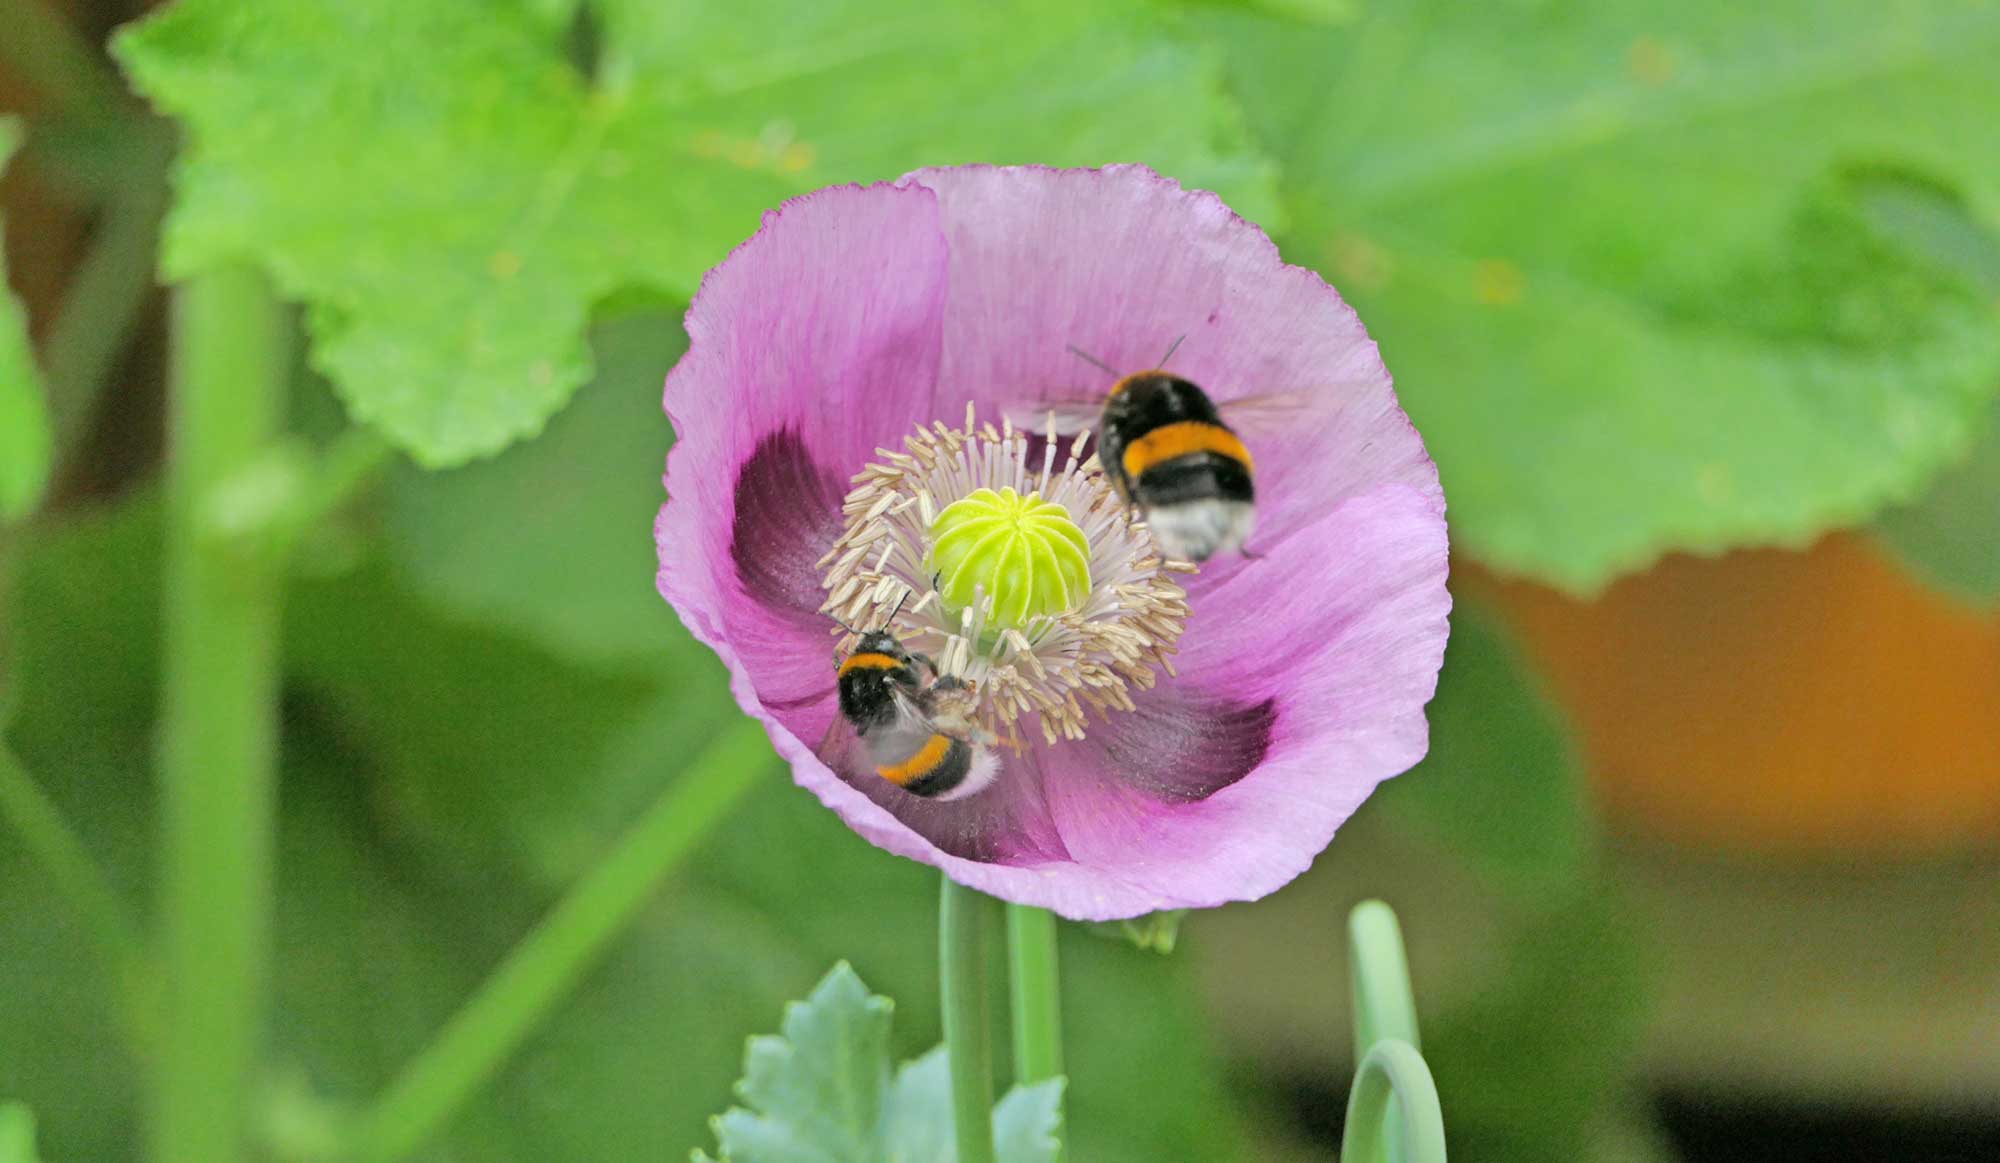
[113,0,1278,465]
[700,966,1063,1163]
[1208,0,2000,589]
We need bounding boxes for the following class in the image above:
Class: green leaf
[1373,601,1591,896]
[878,1049,1064,1163]
[700,964,1062,1163]
[1206,2,2000,590]
[114,0,1278,465]
[0,118,54,521]
[0,1103,42,1163]
[382,310,690,665]
[714,964,894,1162]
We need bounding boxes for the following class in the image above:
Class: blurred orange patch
[1470,534,2000,855]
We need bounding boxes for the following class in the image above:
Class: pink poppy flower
[657,164,1449,921]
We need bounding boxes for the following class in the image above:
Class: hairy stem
[941,876,999,1163]
[350,719,771,1163]
[151,266,288,1163]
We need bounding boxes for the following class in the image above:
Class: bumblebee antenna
[831,591,911,638]
[1158,334,1186,367]
[1065,344,1118,376]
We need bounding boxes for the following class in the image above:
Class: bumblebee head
[850,629,910,662]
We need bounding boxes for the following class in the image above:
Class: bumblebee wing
[999,399,1103,440]
[1213,389,1344,438]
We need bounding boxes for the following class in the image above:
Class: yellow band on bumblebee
[1121,420,1253,480]
[877,733,953,786]
[838,652,903,676]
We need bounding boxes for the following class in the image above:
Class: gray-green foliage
[693,965,1062,1163]
[1206,0,2000,589]
[112,0,1276,465]
[0,118,54,521]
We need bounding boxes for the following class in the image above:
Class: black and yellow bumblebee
[1094,370,1255,562]
[836,630,998,800]
[1011,342,1269,562]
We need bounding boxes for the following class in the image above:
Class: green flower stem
[0,742,151,1050]
[940,876,1000,1163]
[152,266,289,1163]
[1343,900,1446,1163]
[350,719,771,1163]
[1005,903,1064,1156]
[1348,900,1419,1060]
[1340,1040,1446,1163]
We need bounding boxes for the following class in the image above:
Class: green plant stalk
[151,266,289,1163]
[1006,903,1063,1156]
[46,129,172,478]
[0,743,153,1051]
[351,719,772,1163]
[940,876,999,1163]
[1340,1039,1446,1163]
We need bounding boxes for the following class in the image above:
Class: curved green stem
[1005,904,1063,1156]
[152,265,289,1163]
[350,719,770,1163]
[1345,899,1445,1163]
[940,876,999,1163]
[1349,900,1420,1058]
[1340,1039,1447,1163]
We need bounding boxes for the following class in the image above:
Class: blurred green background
[3,1,1997,1160]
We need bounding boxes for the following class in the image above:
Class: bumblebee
[836,630,998,800]
[1094,370,1255,563]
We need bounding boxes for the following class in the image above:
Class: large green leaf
[694,963,1062,1163]
[1207,1,2000,589]
[0,118,53,521]
[113,0,1277,465]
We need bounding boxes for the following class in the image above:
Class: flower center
[819,406,1189,749]
[928,486,1091,630]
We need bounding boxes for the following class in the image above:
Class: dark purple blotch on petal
[731,429,844,625]
[1094,692,1276,803]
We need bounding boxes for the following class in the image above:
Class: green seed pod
[927,486,1091,629]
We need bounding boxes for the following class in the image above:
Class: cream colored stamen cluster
[818,405,1192,749]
